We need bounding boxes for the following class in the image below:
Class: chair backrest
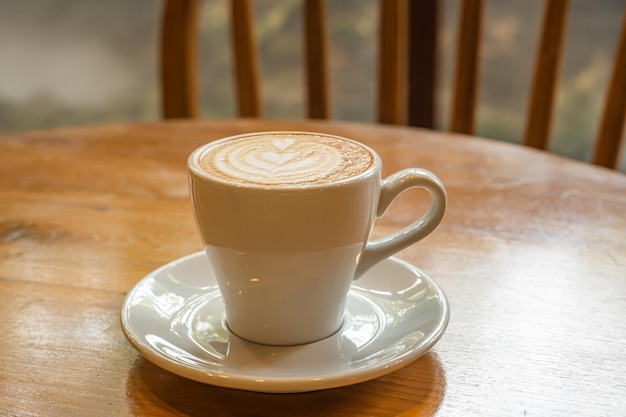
[160,0,411,125]
[444,0,626,169]
[160,0,625,170]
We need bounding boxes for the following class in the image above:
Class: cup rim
[187,131,382,190]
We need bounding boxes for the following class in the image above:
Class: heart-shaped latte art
[245,150,317,176]
[271,138,295,151]
[260,151,297,165]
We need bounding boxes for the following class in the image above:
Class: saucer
[121,252,449,393]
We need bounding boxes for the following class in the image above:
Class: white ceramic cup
[188,131,446,345]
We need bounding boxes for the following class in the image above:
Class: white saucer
[121,252,449,393]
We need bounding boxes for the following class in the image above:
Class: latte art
[198,133,374,186]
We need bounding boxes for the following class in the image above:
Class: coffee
[198,133,374,186]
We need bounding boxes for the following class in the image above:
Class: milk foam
[198,133,374,186]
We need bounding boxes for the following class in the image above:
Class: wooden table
[1,119,625,416]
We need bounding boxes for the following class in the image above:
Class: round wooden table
[1,119,625,416]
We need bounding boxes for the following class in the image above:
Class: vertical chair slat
[303,0,330,119]
[160,0,200,119]
[450,0,483,134]
[522,0,569,149]
[407,0,438,129]
[231,0,261,117]
[377,0,406,125]
[592,8,626,169]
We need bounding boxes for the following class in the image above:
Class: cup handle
[354,168,447,279]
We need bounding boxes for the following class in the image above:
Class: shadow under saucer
[125,351,446,417]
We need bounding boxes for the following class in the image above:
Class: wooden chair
[160,0,625,170]
[446,0,626,169]
[160,0,413,125]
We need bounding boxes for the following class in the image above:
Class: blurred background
[0,0,624,171]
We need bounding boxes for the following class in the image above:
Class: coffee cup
[188,131,446,345]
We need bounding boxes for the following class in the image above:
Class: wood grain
[1,119,625,416]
